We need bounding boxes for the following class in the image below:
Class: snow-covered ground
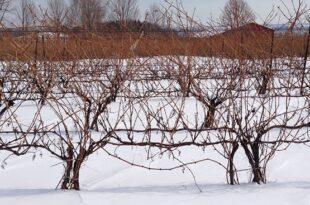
[0,56,309,205]
[1,143,310,205]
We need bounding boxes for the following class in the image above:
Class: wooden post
[34,33,38,64]
[270,31,274,66]
[300,26,310,96]
[269,31,274,78]
[42,35,46,59]
[240,31,244,58]
[221,38,224,58]
[209,39,212,56]
[258,32,274,95]
[63,35,67,60]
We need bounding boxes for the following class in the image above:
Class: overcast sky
[8,0,309,25]
[139,0,308,24]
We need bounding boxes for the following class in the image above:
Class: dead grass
[0,31,308,61]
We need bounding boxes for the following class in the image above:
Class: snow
[0,143,310,205]
[3,184,307,205]
[0,57,309,204]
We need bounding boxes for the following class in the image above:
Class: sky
[138,0,309,24]
[7,0,310,25]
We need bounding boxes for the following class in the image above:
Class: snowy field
[0,57,309,205]
[1,145,310,205]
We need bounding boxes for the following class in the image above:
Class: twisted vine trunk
[71,155,85,190]
[251,141,264,183]
[60,147,87,190]
[61,145,74,190]
[228,142,239,185]
[240,139,264,184]
[258,72,269,95]
[204,98,223,128]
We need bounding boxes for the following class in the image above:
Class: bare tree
[32,58,136,190]
[145,4,162,25]
[0,60,44,162]
[47,0,68,28]
[0,0,11,25]
[220,0,256,29]
[108,0,139,23]
[278,0,309,33]
[68,0,106,30]
[15,0,36,30]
